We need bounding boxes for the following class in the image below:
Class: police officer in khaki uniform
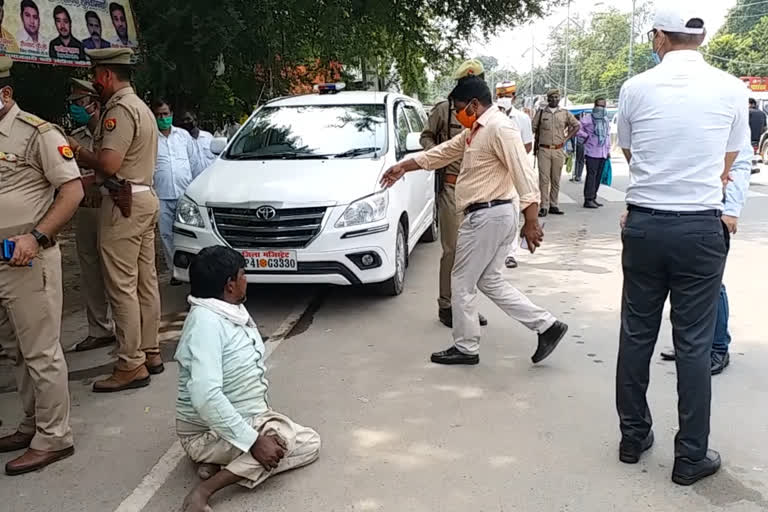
[533,88,580,217]
[420,59,487,328]
[70,48,163,392]
[68,78,116,352]
[0,56,83,475]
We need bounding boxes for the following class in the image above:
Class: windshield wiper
[333,147,381,158]
[228,152,332,160]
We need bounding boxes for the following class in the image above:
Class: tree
[720,0,768,36]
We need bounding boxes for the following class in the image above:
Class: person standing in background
[569,113,586,183]
[578,98,612,209]
[82,11,111,50]
[0,0,20,54]
[151,99,203,285]
[532,89,581,217]
[748,98,766,151]
[178,109,216,170]
[67,78,116,352]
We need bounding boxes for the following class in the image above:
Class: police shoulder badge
[58,145,75,160]
[104,118,117,131]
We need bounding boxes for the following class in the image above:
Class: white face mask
[497,97,512,111]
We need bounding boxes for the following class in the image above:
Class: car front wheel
[375,221,407,296]
[419,201,439,243]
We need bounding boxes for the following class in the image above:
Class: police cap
[0,56,12,79]
[86,48,134,66]
[67,78,98,101]
[547,88,561,97]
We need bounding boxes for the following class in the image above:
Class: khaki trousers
[451,204,556,355]
[99,190,161,371]
[178,411,321,489]
[75,208,113,338]
[537,147,566,209]
[0,246,73,451]
[437,184,463,311]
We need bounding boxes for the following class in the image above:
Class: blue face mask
[652,52,662,65]
[69,103,93,126]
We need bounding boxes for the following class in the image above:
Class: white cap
[653,5,705,34]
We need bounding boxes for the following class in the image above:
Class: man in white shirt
[178,109,217,170]
[615,6,748,486]
[151,99,204,282]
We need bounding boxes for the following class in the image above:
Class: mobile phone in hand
[2,240,14,261]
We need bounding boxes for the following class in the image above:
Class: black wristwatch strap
[31,229,52,249]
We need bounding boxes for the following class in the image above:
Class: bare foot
[197,463,220,480]
[182,486,213,512]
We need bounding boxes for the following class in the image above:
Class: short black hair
[151,97,171,111]
[20,0,38,14]
[449,76,492,106]
[749,98,757,106]
[594,97,606,105]
[665,18,706,46]
[109,2,125,16]
[53,5,71,23]
[85,10,101,24]
[189,246,246,299]
[0,76,13,90]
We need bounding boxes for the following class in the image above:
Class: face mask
[156,115,173,131]
[497,97,512,112]
[456,104,477,129]
[69,103,93,125]
[592,106,606,118]
[651,33,663,65]
[548,98,559,108]
[180,121,195,131]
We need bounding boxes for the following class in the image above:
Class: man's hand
[722,215,739,234]
[521,219,544,254]
[380,163,408,189]
[249,434,286,471]
[620,212,628,229]
[8,234,39,266]
[67,137,81,152]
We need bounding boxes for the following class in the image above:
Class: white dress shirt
[724,137,753,218]
[154,127,204,201]
[618,50,749,211]
[190,129,217,170]
[508,106,534,146]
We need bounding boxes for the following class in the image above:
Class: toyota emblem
[255,206,277,220]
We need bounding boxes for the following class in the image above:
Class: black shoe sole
[430,355,479,365]
[93,376,151,393]
[672,467,720,486]
[147,364,165,375]
[5,446,75,476]
[532,323,569,364]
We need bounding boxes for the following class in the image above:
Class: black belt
[465,199,513,215]
[627,205,721,217]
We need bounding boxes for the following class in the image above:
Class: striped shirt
[414,107,540,212]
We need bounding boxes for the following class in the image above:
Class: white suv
[171,87,437,295]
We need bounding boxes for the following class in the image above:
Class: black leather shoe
[672,449,721,486]
[439,309,487,328]
[583,200,600,209]
[431,346,479,365]
[170,278,183,286]
[619,430,654,464]
[538,208,548,217]
[548,206,565,215]
[74,335,116,352]
[711,352,730,375]
[595,200,604,207]
[505,256,518,269]
[660,350,676,361]
[532,321,568,363]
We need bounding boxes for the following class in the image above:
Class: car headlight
[176,196,204,228]
[335,190,389,228]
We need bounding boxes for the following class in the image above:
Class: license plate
[241,250,297,272]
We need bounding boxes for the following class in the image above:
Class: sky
[470,0,738,73]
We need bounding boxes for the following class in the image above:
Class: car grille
[210,206,327,249]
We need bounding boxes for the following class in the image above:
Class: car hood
[185,158,388,208]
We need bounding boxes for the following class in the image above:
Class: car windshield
[225,104,387,160]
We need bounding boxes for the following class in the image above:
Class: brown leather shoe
[145,353,165,375]
[5,446,75,475]
[93,366,151,393]
[0,431,34,453]
[75,335,116,352]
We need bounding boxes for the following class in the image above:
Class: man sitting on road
[175,246,321,512]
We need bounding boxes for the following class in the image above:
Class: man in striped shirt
[381,77,568,366]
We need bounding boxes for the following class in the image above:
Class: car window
[404,105,425,132]
[226,104,387,160]
[395,103,410,152]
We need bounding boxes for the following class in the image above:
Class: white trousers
[451,203,556,355]
[158,199,177,272]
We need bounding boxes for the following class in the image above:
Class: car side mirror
[210,137,228,155]
[405,132,423,153]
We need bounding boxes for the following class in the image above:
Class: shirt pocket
[0,158,20,186]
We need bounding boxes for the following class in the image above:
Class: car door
[393,101,422,237]
[403,103,434,235]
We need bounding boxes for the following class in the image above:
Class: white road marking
[597,186,627,202]
[112,296,317,512]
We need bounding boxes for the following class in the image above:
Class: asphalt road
[1,160,768,511]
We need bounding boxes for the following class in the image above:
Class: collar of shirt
[160,126,185,140]
[105,85,134,110]
[71,125,92,138]
[659,49,704,67]
[0,103,20,136]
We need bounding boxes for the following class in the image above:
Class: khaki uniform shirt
[533,107,580,147]
[95,86,158,186]
[71,125,103,208]
[414,107,539,212]
[420,100,464,176]
[0,104,81,240]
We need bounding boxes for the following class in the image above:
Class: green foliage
[705,13,768,77]
[720,0,768,36]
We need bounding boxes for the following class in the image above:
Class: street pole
[628,0,636,77]
[564,0,570,106]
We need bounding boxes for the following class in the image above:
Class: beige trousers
[99,190,161,371]
[537,147,566,209]
[178,411,321,489]
[75,207,113,338]
[437,184,463,311]
[0,245,73,451]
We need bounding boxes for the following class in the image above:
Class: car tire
[419,201,439,243]
[376,221,407,296]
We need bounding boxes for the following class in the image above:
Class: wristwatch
[31,229,53,249]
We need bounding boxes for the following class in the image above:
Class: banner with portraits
[0,0,139,67]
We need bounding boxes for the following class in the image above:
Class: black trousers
[584,156,606,201]
[574,142,586,180]
[616,208,727,460]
